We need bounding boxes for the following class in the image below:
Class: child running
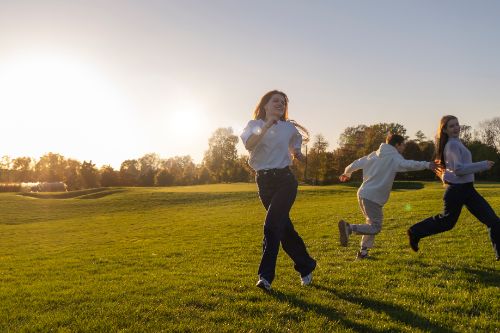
[338,133,436,259]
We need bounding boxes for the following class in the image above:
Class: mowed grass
[0,182,499,332]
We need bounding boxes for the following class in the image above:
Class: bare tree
[477,117,500,152]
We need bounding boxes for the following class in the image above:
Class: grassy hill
[0,183,498,332]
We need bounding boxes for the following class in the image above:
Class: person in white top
[407,115,499,261]
[338,133,436,259]
[241,90,316,291]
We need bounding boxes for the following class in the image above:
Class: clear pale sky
[1,1,499,168]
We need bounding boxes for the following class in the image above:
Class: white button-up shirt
[241,119,302,171]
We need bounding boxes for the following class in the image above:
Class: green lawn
[0,182,499,332]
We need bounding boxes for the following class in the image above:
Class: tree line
[1,118,499,190]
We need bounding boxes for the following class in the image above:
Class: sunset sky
[1,1,499,168]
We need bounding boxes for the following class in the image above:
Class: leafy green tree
[196,165,211,184]
[323,151,339,184]
[100,165,120,187]
[155,169,175,186]
[64,159,82,190]
[233,155,252,182]
[138,153,161,186]
[178,156,197,185]
[0,155,13,183]
[120,159,140,186]
[308,134,329,184]
[12,157,34,182]
[80,161,99,188]
[400,140,434,180]
[35,153,67,182]
[468,141,500,180]
[203,127,238,183]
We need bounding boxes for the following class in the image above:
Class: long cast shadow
[447,265,500,288]
[270,290,380,333]
[313,284,456,333]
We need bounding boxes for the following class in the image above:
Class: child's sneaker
[356,250,369,260]
[338,220,351,247]
[256,278,272,292]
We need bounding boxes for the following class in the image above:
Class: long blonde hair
[253,90,310,143]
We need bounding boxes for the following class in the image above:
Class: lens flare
[252,126,262,135]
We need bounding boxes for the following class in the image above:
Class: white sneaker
[256,278,272,291]
[338,220,351,247]
[300,272,313,286]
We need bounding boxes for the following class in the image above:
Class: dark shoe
[256,278,272,292]
[338,220,351,247]
[356,250,369,260]
[407,229,419,252]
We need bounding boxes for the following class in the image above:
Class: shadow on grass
[404,260,500,288]
[312,284,456,333]
[337,181,424,190]
[270,290,379,333]
[77,189,126,199]
[18,188,126,199]
[451,266,500,288]
[392,181,425,190]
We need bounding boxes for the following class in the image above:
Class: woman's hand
[264,116,279,129]
[486,160,495,169]
[339,174,350,182]
[245,117,279,151]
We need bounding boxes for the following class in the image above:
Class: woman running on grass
[407,115,499,261]
[240,90,316,291]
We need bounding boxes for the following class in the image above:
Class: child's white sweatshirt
[343,143,430,205]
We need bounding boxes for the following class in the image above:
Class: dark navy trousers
[256,168,316,283]
[410,182,500,258]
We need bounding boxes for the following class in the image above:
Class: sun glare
[0,53,215,166]
[166,100,207,139]
[0,53,136,166]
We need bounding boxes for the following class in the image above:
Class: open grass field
[1,182,499,332]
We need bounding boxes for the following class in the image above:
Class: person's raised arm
[244,117,278,151]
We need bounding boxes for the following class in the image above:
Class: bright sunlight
[0,52,136,166]
[165,99,209,141]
